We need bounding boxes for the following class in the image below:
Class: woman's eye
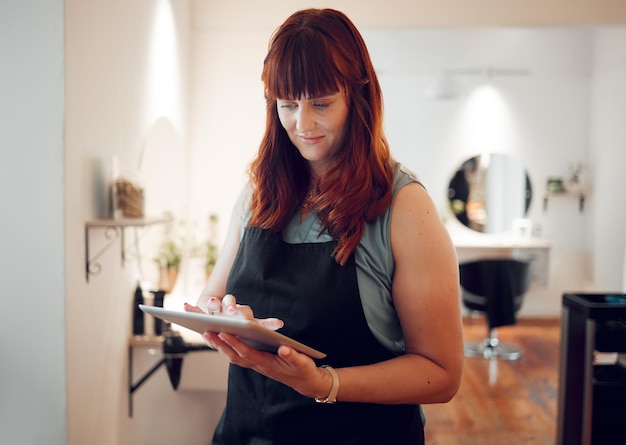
[314,103,329,110]
[279,103,297,110]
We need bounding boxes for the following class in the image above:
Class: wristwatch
[315,365,339,404]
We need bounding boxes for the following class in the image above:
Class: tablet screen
[139,305,326,359]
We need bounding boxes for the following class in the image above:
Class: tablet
[139,305,326,359]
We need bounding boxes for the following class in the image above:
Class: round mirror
[448,153,532,234]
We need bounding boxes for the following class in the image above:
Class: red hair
[248,8,394,265]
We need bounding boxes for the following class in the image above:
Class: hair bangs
[264,30,342,101]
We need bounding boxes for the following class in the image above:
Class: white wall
[0,1,67,444]
[589,27,626,292]
[63,1,225,444]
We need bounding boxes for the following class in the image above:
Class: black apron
[212,226,424,445]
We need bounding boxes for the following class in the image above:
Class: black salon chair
[459,258,532,360]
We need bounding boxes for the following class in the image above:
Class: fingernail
[207,297,221,312]
[226,305,237,315]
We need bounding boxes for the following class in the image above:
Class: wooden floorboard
[423,316,561,445]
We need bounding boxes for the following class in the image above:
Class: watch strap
[315,365,339,404]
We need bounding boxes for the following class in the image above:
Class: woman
[185,8,463,444]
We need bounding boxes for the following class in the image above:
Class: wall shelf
[128,331,212,417]
[543,190,586,213]
[84,216,171,282]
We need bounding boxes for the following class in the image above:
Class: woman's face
[276,91,349,176]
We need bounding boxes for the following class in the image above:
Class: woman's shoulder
[391,162,423,195]
[389,163,441,237]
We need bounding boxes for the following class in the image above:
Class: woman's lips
[298,135,324,144]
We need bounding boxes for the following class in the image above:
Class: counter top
[446,224,552,286]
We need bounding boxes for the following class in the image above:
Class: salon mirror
[447,153,532,234]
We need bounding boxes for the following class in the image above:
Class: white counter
[447,223,552,286]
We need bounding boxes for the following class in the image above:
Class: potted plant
[204,213,219,280]
[154,231,182,294]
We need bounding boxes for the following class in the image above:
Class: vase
[159,268,179,294]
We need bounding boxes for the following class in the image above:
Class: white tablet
[139,305,326,359]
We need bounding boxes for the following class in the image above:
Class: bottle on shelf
[132,281,144,335]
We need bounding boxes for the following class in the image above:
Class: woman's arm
[330,182,464,404]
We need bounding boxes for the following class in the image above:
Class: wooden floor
[423,316,561,445]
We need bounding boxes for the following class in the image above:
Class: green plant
[154,216,183,270]
[205,242,218,272]
[154,238,182,270]
[204,213,219,272]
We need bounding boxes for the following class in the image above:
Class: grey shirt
[242,162,418,353]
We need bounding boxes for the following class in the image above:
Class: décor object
[110,155,144,218]
[566,161,584,191]
[204,213,220,279]
[150,290,165,335]
[448,153,532,234]
[154,234,182,294]
[547,177,565,193]
[132,281,144,335]
[113,178,144,218]
[543,163,588,213]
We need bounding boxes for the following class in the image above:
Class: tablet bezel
[139,305,326,359]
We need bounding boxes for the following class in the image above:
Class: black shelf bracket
[128,333,213,417]
[84,216,172,282]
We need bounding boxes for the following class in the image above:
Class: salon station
[447,153,553,277]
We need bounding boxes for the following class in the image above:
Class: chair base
[464,339,522,360]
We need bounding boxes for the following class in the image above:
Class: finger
[204,331,250,363]
[217,332,259,359]
[206,297,222,315]
[215,333,255,365]
[203,331,221,350]
[258,317,284,331]
[222,294,236,306]
[277,345,312,370]
[222,294,237,316]
[184,302,204,313]
[277,344,294,361]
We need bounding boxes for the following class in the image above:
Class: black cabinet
[557,293,626,445]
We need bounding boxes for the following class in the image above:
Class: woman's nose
[295,107,315,133]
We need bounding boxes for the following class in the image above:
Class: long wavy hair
[248,8,394,265]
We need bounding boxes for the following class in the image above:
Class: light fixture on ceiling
[424,67,530,100]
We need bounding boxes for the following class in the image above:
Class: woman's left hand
[204,330,330,399]
[183,296,328,398]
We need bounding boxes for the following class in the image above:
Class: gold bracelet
[314,365,339,404]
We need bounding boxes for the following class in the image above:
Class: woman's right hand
[184,294,284,331]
